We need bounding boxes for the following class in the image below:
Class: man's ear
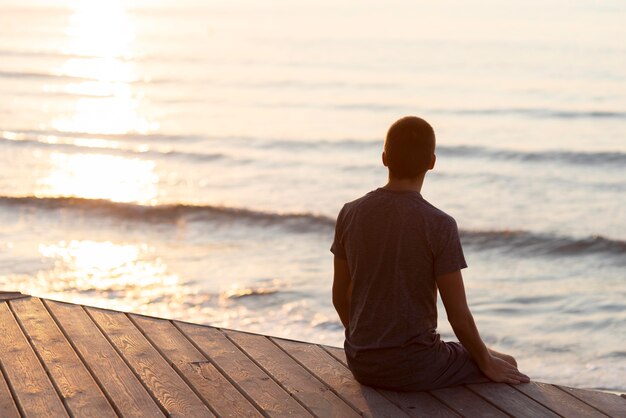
[382,151,389,167]
[429,154,436,170]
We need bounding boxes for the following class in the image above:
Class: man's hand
[481,354,530,384]
[437,270,530,384]
[489,348,518,368]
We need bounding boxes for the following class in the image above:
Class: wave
[0,195,623,259]
[0,70,155,84]
[460,229,626,258]
[438,145,626,166]
[0,196,335,233]
[0,70,91,82]
[0,136,228,163]
[246,101,626,120]
[3,129,624,167]
[0,48,133,61]
[1,129,206,143]
[438,107,626,120]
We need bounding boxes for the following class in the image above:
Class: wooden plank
[225,329,360,417]
[0,365,20,418]
[323,344,504,417]
[176,321,312,417]
[272,337,407,417]
[468,382,559,418]
[45,300,166,418]
[130,314,262,418]
[87,307,214,417]
[377,389,460,418]
[430,386,509,418]
[322,344,462,417]
[0,291,29,301]
[10,297,117,418]
[322,345,347,365]
[557,385,626,418]
[514,382,608,417]
[0,301,69,417]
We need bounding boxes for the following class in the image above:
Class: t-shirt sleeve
[330,206,347,259]
[433,217,467,277]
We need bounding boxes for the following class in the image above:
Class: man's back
[332,187,467,387]
[331,116,529,390]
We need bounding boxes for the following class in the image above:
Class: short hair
[384,116,435,179]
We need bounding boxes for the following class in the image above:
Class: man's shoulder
[414,200,457,232]
[338,189,458,230]
[339,189,386,217]
[420,198,457,225]
[340,190,378,212]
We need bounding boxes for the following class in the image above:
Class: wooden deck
[0,293,624,417]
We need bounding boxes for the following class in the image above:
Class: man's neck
[383,174,426,193]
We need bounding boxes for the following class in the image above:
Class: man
[331,116,529,390]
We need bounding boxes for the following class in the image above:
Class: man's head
[383,116,436,179]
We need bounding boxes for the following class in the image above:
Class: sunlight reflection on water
[33,240,182,310]
[37,153,159,203]
[51,0,156,135]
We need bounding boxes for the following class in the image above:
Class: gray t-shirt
[331,188,467,387]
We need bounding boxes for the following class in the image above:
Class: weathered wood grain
[0,364,20,418]
[45,300,165,418]
[176,321,312,417]
[10,297,116,418]
[557,385,626,418]
[272,337,407,417]
[87,307,214,417]
[322,345,347,365]
[226,329,360,417]
[0,300,68,417]
[430,385,509,418]
[2,297,622,418]
[468,382,560,418]
[323,344,506,417]
[377,389,460,418]
[0,292,29,302]
[131,314,262,418]
[514,382,608,417]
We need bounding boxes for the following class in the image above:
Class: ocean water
[1,0,624,392]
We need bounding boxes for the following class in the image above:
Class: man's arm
[332,256,351,328]
[437,270,530,384]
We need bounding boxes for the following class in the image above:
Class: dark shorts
[388,341,490,392]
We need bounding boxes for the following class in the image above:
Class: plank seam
[41,299,123,418]
[552,385,614,417]
[267,337,366,416]
[320,345,433,417]
[321,346,502,418]
[82,306,171,418]
[125,314,220,417]
[172,321,270,418]
[512,383,611,418]
[463,384,525,417]
[320,343,439,417]
[507,383,575,417]
[7,300,73,418]
[379,388,459,418]
[428,388,513,418]
[375,384,457,417]
[0,356,24,418]
[316,344,420,416]
[320,346,347,367]
[466,383,559,417]
[222,331,320,417]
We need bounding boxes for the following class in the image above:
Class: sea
[0,0,624,392]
